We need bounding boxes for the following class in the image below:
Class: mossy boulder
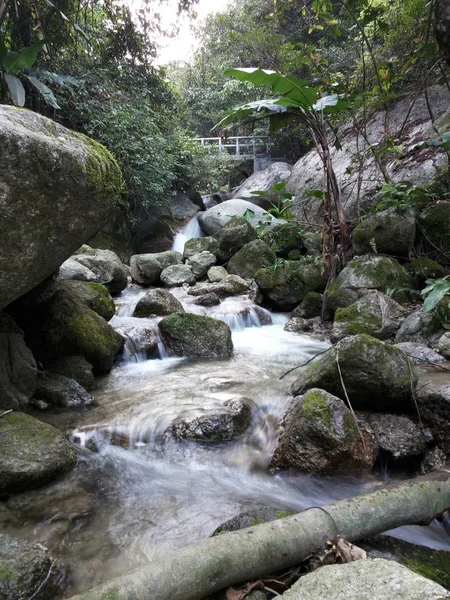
[227,240,276,279]
[292,291,323,319]
[187,275,250,298]
[0,412,77,492]
[160,264,196,287]
[0,533,65,600]
[0,312,37,411]
[331,292,405,341]
[255,257,327,309]
[217,216,258,262]
[63,280,116,321]
[260,223,303,257]
[183,236,219,259]
[186,251,217,279]
[130,251,183,286]
[0,106,122,310]
[410,257,446,286]
[207,266,228,282]
[395,311,445,346]
[302,231,322,253]
[159,313,233,358]
[46,355,96,391]
[417,201,450,256]
[353,208,416,257]
[271,389,376,474]
[291,334,417,412]
[133,289,185,317]
[327,254,413,314]
[63,245,128,295]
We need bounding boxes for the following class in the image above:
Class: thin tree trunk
[71,470,450,600]
[435,0,450,66]
[0,0,11,28]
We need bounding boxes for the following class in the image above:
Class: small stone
[207,266,228,282]
[160,264,196,287]
[194,293,221,307]
[133,289,184,317]
[187,251,217,279]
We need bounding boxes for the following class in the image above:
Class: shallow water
[2,282,450,596]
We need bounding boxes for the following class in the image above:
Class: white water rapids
[1,275,449,596]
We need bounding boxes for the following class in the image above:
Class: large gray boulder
[416,383,450,455]
[361,413,427,460]
[187,251,217,279]
[232,162,292,208]
[227,240,276,280]
[183,236,219,259]
[199,199,282,237]
[271,389,376,474]
[0,106,122,310]
[35,371,93,408]
[394,342,446,365]
[281,558,450,600]
[0,412,77,492]
[61,245,128,295]
[160,264,196,287]
[217,216,258,262]
[353,208,416,257]
[0,312,37,411]
[62,280,116,321]
[187,274,250,298]
[159,313,233,358]
[207,266,228,282]
[394,311,445,346]
[133,289,185,317]
[291,334,417,412]
[130,251,183,286]
[327,255,413,314]
[0,533,64,600]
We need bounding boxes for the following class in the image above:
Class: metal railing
[192,135,272,160]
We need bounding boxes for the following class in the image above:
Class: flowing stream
[1,275,450,596]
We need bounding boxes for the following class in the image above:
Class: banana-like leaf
[25,75,61,109]
[27,68,80,87]
[2,40,45,75]
[4,74,25,106]
[313,94,348,114]
[214,99,289,130]
[224,67,318,108]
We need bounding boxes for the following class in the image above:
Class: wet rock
[291,335,417,412]
[133,289,185,317]
[120,327,159,360]
[0,412,77,492]
[254,306,272,325]
[394,342,446,365]
[327,255,413,315]
[255,257,327,309]
[64,245,128,295]
[331,292,405,342]
[199,199,281,237]
[261,222,303,257]
[271,389,376,474]
[187,275,250,298]
[63,280,116,321]
[217,216,258,262]
[421,446,449,474]
[194,293,221,307]
[170,399,251,441]
[353,208,416,257]
[232,162,292,208]
[360,413,427,460]
[417,201,450,256]
[410,257,446,285]
[437,332,450,359]
[292,291,322,319]
[416,384,450,455]
[46,355,96,391]
[183,236,219,259]
[281,558,450,600]
[159,313,233,358]
[284,317,311,333]
[207,266,228,282]
[35,371,93,408]
[187,251,217,279]
[59,258,97,282]
[395,311,445,346]
[0,312,37,410]
[160,264,196,287]
[0,533,65,600]
[227,240,276,280]
[130,251,183,286]
[0,105,121,310]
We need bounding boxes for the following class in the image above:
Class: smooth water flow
[3,282,449,596]
[172,214,204,253]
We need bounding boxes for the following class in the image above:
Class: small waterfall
[172,214,204,253]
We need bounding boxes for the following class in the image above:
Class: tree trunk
[435,0,450,66]
[71,470,450,600]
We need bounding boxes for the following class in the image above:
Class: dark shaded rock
[35,372,93,407]
[63,280,116,321]
[120,327,159,361]
[217,216,258,262]
[0,412,77,492]
[194,293,221,307]
[183,237,219,259]
[129,251,183,286]
[160,264,196,287]
[417,201,450,256]
[353,208,416,257]
[410,257,446,285]
[133,289,184,317]
[437,332,450,359]
[291,334,417,412]
[64,245,128,295]
[159,313,233,358]
[261,223,303,257]
[395,311,445,346]
[46,355,96,391]
[361,413,427,460]
[0,312,37,410]
[302,232,322,253]
[416,384,450,455]
[292,291,323,319]
[227,240,276,279]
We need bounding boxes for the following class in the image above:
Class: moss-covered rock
[331,292,405,341]
[291,334,418,412]
[410,257,446,286]
[46,355,96,391]
[130,251,183,286]
[292,291,323,319]
[271,389,376,474]
[302,231,322,253]
[63,280,116,321]
[417,201,450,256]
[159,313,233,358]
[63,245,128,295]
[227,240,276,279]
[35,371,93,408]
[183,236,219,259]
[217,216,258,262]
[186,251,217,279]
[0,412,77,492]
[0,533,65,600]
[261,223,303,257]
[353,208,416,257]
[133,289,185,317]
[327,254,413,314]
[255,257,327,309]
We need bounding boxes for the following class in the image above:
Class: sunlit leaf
[25,75,60,109]
[4,74,25,106]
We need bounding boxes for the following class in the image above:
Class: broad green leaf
[26,68,80,87]
[3,41,45,74]
[243,208,255,221]
[213,99,288,130]
[272,182,287,191]
[423,286,450,312]
[305,189,325,199]
[5,74,25,106]
[25,75,60,109]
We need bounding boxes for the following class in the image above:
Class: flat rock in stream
[187,275,250,297]
[394,342,446,365]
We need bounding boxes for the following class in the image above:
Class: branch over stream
[71,470,450,600]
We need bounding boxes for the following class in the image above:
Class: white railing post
[236,137,240,158]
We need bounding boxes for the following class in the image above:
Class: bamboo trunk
[71,470,450,600]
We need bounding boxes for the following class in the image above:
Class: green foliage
[186,143,240,193]
[372,181,444,214]
[421,277,450,312]
[251,182,296,219]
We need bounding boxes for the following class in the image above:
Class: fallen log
[71,470,450,600]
